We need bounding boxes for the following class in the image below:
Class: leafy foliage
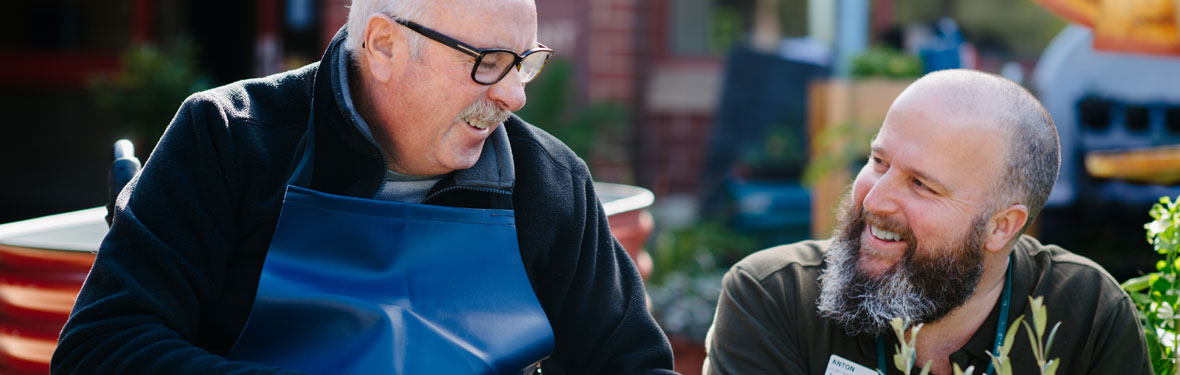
[890,317,933,375]
[849,46,923,79]
[894,297,1060,375]
[1020,297,1061,375]
[1123,196,1180,375]
[90,39,210,154]
[738,121,807,178]
[513,58,629,163]
[649,220,759,285]
[801,120,877,188]
[983,314,1023,375]
[647,220,758,341]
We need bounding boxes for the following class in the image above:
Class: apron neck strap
[287,105,317,188]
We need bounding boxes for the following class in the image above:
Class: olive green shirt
[704,235,1151,375]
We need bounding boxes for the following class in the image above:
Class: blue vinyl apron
[226,114,554,374]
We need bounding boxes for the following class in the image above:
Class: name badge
[824,354,879,375]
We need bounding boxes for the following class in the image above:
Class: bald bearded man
[703,70,1150,375]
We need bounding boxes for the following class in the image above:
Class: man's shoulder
[1017,235,1111,275]
[732,239,830,282]
[1016,235,1127,299]
[1012,236,1149,374]
[186,63,318,127]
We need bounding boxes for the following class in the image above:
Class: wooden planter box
[807,79,912,238]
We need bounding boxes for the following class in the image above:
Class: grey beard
[816,202,987,336]
[818,234,939,335]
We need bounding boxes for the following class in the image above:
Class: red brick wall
[640,112,713,195]
[311,0,717,195]
[581,0,642,184]
[634,0,720,196]
[587,0,637,103]
[321,0,350,49]
[583,0,720,195]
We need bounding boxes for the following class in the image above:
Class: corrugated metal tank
[0,208,104,374]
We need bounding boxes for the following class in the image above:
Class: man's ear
[985,203,1028,253]
[362,14,400,82]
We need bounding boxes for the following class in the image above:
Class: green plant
[1123,196,1180,375]
[738,121,806,178]
[1021,296,1061,375]
[649,220,759,285]
[801,119,878,188]
[982,314,1023,375]
[892,295,1060,375]
[90,39,210,154]
[647,268,724,342]
[849,46,923,79]
[890,317,932,375]
[514,59,629,174]
[708,6,745,55]
[646,220,758,340]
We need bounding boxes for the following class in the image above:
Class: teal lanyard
[875,255,1013,375]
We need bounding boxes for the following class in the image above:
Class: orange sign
[1037,0,1180,56]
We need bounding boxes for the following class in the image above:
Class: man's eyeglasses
[394,18,553,85]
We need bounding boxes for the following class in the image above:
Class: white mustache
[457,100,511,128]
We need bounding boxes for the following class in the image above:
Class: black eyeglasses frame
[393,18,553,85]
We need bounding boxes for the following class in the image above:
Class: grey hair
[911,69,1060,233]
[997,79,1059,233]
[344,0,432,60]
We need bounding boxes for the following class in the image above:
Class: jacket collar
[297,27,385,198]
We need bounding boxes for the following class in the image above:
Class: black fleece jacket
[51,31,675,375]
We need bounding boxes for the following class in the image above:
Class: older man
[704,70,1150,375]
[51,0,675,374]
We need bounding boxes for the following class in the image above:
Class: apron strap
[287,103,317,188]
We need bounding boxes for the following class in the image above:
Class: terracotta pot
[596,182,656,280]
[669,334,707,375]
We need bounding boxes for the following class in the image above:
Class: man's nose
[861,171,902,216]
[487,70,527,112]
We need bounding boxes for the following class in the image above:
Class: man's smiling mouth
[870,224,902,242]
[464,117,493,130]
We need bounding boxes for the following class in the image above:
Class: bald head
[345,0,538,63]
[897,69,1060,232]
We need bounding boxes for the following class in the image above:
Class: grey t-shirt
[374,170,442,203]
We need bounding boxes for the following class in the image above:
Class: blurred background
[1,0,1179,373]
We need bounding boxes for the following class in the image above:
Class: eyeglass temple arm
[394,18,482,58]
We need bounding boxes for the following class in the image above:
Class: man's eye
[912,178,931,191]
[871,157,887,168]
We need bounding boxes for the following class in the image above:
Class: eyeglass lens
[474,50,552,84]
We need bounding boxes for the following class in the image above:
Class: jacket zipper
[424,185,513,202]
